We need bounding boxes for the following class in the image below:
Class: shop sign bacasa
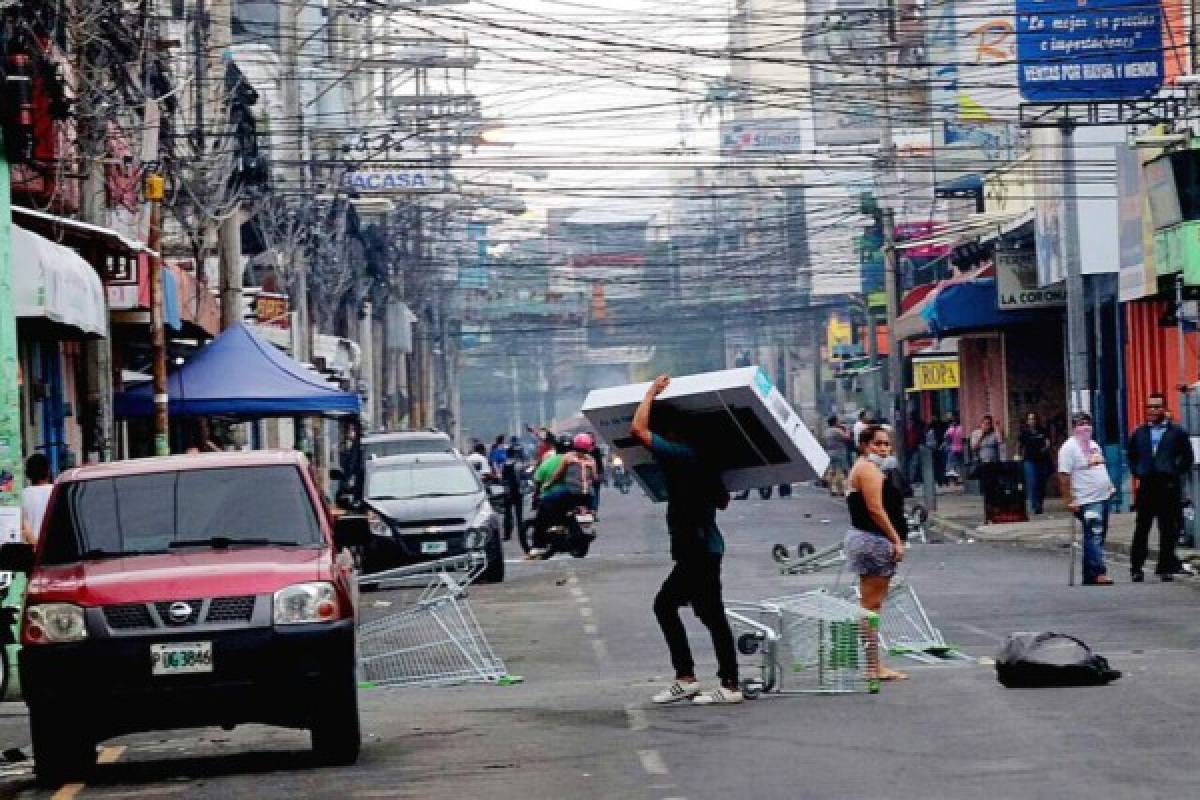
[913,358,961,391]
[340,169,444,193]
[996,248,1066,309]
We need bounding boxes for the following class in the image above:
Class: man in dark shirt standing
[1127,392,1195,582]
[631,375,741,706]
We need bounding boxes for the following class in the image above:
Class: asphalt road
[2,485,1200,799]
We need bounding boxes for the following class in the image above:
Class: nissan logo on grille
[167,602,193,623]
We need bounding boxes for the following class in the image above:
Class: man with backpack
[632,375,741,706]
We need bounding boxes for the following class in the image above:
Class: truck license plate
[151,642,213,675]
[421,541,448,555]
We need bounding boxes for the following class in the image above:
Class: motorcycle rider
[528,434,597,560]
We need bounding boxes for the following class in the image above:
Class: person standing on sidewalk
[632,375,742,706]
[20,453,53,546]
[970,415,1005,464]
[1126,393,1194,582]
[944,414,965,484]
[823,415,851,497]
[1019,412,1053,515]
[1058,412,1115,586]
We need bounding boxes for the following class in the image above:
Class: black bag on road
[995,632,1121,688]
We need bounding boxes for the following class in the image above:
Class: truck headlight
[273,582,339,625]
[25,604,87,644]
[368,510,392,538]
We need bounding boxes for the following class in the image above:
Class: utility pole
[208,0,242,331]
[77,7,113,462]
[877,2,905,467]
[146,174,170,456]
[1060,118,1090,415]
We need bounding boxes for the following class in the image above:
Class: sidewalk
[927,490,1200,570]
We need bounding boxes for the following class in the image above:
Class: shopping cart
[357,554,508,688]
[838,580,965,664]
[905,504,929,544]
[771,540,847,575]
[725,591,880,696]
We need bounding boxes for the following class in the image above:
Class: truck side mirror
[0,542,34,573]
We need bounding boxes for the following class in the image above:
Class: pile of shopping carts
[357,554,508,688]
[726,591,880,696]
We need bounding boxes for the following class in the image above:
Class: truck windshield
[366,463,480,500]
[40,466,322,565]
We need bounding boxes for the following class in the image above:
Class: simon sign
[341,169,444,193]
[719,119,805,156]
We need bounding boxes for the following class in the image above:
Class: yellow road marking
[97,745,126,764]
[51,745,126,799]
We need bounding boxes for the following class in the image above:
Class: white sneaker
[692,687,744,705]
[651,680,701,704]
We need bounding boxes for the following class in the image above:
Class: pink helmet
[573,433,595,451]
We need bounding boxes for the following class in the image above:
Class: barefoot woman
[844,424,908,682]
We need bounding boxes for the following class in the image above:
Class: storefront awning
[896,276,1058,341]
[12,226,108,338]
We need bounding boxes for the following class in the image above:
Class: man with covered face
[1058,412,1116,585]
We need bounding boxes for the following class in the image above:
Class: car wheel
[480,530,505,583]
[311,668,361,767]
[31,704,96,787]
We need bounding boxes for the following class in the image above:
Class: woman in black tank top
[845,424,908,683]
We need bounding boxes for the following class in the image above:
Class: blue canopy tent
[115,322,361,418]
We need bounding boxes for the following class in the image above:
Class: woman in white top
[20,453,53,546]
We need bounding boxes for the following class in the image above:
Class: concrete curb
[930,513,1200,574]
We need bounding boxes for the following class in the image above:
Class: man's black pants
[653,554,739,687]
[1133,476,1183,575]
[503,487,523,542]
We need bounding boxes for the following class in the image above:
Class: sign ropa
[341,169,443,193]
[912,358,961,391]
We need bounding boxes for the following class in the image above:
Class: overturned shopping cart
[839,581,967,664]
[726,591,880,696]
[771,540,846,575]
[357,554,508,688]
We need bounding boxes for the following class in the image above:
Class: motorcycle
[522,506,597,559]
[552,507,597,558]
[611,457,631,494]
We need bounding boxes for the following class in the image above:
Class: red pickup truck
[0,451,366,786]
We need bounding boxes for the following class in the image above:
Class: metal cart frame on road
[357,554,508,688]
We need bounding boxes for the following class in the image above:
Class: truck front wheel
[311,669,362,767]
[31,704,96,787]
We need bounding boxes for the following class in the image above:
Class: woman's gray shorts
[844,528,897,578]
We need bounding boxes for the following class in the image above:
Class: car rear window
[40,465,322,565]
[363,437,453,458]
